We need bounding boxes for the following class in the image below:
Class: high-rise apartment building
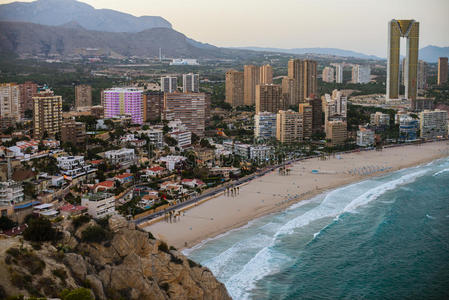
[255,84,284,114]
[161,76,177,93]
[182,73,199,93]
[75,84,92,109]
[306,97,323,134]
[33,90,62,138]
[276,110,303,143]
[387,19,419,101]
[225,70,244,107]
[417,60,427,89]
[326,120,347,147]
[419,109,448,139]
[254,112,277,140]
[143,91,164,122]
[323,90,347,125]
[287,59,318,104]
[335,64,344,83]
[370,112,391,127]
[299,103,313,140]
[18,81,37,118]
[244,65,260,106]
[103,87,143,124]
[351,65,371,83]
[0,83,21,128]
[322,67,335,83]
[61,119,86,145]
[303,60,318,99]
[260,65,273,84]
[281,76,295,106]
[438,57,448,86]
[163,93,206,136]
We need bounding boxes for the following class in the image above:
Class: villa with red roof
[93,180,115,193]
[114,173,133,184]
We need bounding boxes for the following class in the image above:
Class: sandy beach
[144,141,449,249]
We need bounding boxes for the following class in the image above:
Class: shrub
[6,247,20,258]
[71,215,91,229]
[147,231,155,239]
[160,282,170,292]
[0,215,17,231]
[23,217,59,242]
[169,246,177,251]
[187,258,202,268]
[81,226,111,243]
[60,288,94,300]
[52,268,67,281]
[158,241,169,253]
[170,254,183,265]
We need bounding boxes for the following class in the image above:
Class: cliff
[0,215,231,299]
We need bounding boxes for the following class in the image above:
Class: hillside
[0,0,171,32]
[0,215,231,299]
[419,45,449,63]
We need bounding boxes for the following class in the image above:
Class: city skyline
[0,0,448,57]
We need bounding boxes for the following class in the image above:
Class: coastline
[144,141,449,250]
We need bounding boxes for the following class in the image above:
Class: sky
[1,0,448,57]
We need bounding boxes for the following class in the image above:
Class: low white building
[356,127,375,147]
[250,145,274,161]
[170,131,192,148]
[370,112,390,127]
[57,156,96,179]
[0,180,24,207]
[159,155,187,171]
[81,193,116,219]
[104,148,135,166]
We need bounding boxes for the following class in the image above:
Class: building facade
[356,127,375,147]
[0,83,21,127]
[351,65,371,83]
[419,110,448,139]
[322,67,335,83]
[254,112,277,140]
[161,76,177,93]
[438,57,448,86]
[182,73,199,93]
[255,84,284,114]
[259,65,273,84]
[164,93,206,136]
[143,91,164,122]
[326,121,347,147]
[335,64,344,83]
[61,119,86,145]
[299,103,313,140]
[399,117,419,141]
[287,59,317,104]
[244,65,260,106]
[81,193,116,219]
[225,70,244,107]
[104,148,136,166]
[18,81,37,118]
[103,87,143,124]
[276,110,303,143]
[417,60,427,89]
[370,112,391,127]
[75,84,92,109]
[33,91,62,138]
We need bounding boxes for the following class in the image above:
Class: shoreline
[144,141,449,250]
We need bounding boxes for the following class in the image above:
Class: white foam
[433,168,449,177]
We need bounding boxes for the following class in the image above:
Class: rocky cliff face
[0,216,231,300]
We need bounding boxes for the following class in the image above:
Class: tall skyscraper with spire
[386,19,419,101]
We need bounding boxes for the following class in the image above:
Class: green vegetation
[81,225,111,243]
[60,288,94,300]
[71,215,91,229]
[23,217,60,242]
[0,216,17,231]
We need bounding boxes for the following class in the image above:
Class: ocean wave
[433,168,449,176]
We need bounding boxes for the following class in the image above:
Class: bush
[52,268,67,281]
[60,288,94,300]
[170,254,183,265]
[158,241,169,253]
[169,246,177,251]
[23,217,59,242]
[147,231,155,239]
[81,226,111,243]
[160,282,170,292]
[71,215,91,229]
[0,215,17,231]
[187,258,202,268]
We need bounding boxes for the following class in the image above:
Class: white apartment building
[159,155,187,171]
[182,73,199,93]
[170,131,192,149]
[81,193,116,219]
[0,181,24,207]
[352,65,371,83]
[370,112,391,127]
[255,112,277,140]
[322,67,335,83]
[0,83,21,125]
[356,127,375,147]
[104,148,135,166]
[419,110,448,139]
[250,145,274,161]
[323,90,347,121]
[57,156,95,178]
[335,64,344,83]
[161,76,177,93]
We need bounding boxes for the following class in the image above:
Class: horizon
[0,0,448,57]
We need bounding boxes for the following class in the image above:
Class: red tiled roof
[148,166,164,172]
[59,204,87,212]
[115,173,133,179]
[96,180,115,188]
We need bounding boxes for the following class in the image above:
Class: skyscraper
[322,67,335,83]
[387,19,419,101]
[164,93,206,136]
[438,57,448,86]
[182,73,199,93]
[276,110,303,143]
[0,83,21,128]
[281,76,295,106]
[287,59,317,104]
[103,87,143,124]
[255,112,277,140]
[244,65,260,106]
[351,65,371,83]
[255,84,284,114]
[225,70,244,107]
[143,91,164,122]
[303,60,318,99]
[335,64,344,83]
[417,60,427,89]
[18,81,37,118]
[299,103,313,140]
[260,65,273,84]
[75,84,92,109]
[33,89,62,138]
[306,97,323,134]
[161,76,177,93]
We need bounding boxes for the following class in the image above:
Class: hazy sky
[1,0,448,57]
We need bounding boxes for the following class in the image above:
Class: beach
[144,141,449,249]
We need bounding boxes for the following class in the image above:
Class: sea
[184,157,449,300]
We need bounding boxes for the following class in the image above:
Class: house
[93,180,115,193]
[114,173,134,184]
[159,155,187,171]
[138,193,160,209]
[181,178,206,189]
[59,204,88,218]
[33,203,59,218]
[104,148,135,166]
[57,156,96,179]
[130,139,146,147]
[81,193,116,219]
[143,166,165,177]
[160,181,184,194]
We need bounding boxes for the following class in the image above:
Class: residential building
[61,119,86,145]
[412,97,434,112]
[244,65,260,106]
[0,83,21,127]
[356,127,375,147]
[419,109,448,139]
[351,65,371,83]
[170,59,198,66]
[254,112,277,140]
[91,105,104,118]
[417,60,427,89]
[323,90,347,132]
[18,81,37,118]
[335,64,344,83]
[103,87,143,124]
[57,155,95,179]
[250,145,274,161]
[170,131,192,149]
[104,148,135,166]
[276,110,303,143]
[33,90,62,138]
[281,76,295,106]
[161,76,177,93]
[81,193,116,219]
[255,84,284,114]
[114,173,133,184]
[326,120,347,147]
[260,64,273,84]
[370,112,391,127]
[438,57,448,86]
[322,67,335,83]
[194,148,215,165]
[387,19,419,101]
[303,60,318,99]
[164,93,206,136]
[75,84,92,109]
[287,59,317,104]
[143,128,164,148]
[225,69,244,107]
[399,117,419,141]
[182,73,199,93]
[299,103,313,140]
[307,98,323,134]
[0,181,24,209]
[143,91,164,122]
[159,155,187,171]
[143,166,165,178]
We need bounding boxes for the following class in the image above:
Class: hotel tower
[386,19,419,102]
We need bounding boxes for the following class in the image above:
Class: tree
[0,215,17,231]
[163,125,170,134]
[164,135,177,147]
[23,217,59,242]
[60,288,95,300]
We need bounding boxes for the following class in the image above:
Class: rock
[108,215,128,232]
[86,274,106,300]
[63,253,87,281]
